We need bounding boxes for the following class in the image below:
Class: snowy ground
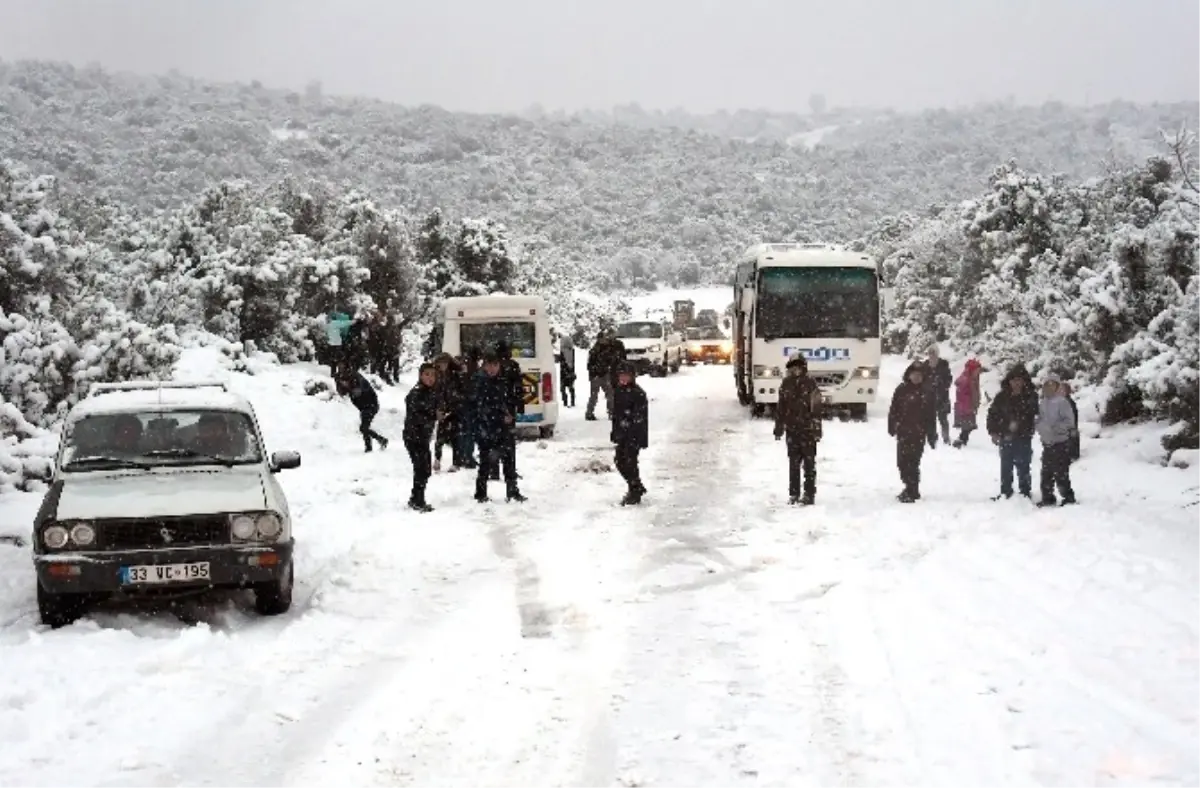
[0,346,1196,787]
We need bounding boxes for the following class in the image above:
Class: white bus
[429,295,559,438]
[733,243,887,421]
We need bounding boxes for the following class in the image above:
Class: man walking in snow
[585,328,625,421]
[470,350,526,503]
[335,368,389,453]
[556,330,577,407]
[986,363,1039,500]
[887,362,938,502]
[487,340,526,481]
[1035,373,1077,507]
[926,345,954,444]
[403,363,439,511]
[611,361,649,505]
[773,355,823,505]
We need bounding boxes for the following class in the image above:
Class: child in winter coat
[611,361,649,505]
[403,363,440,511]
[952,359,983,447]
[1036,373,1077,507]
[336,369,389,453]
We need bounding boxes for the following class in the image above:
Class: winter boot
[800,492,815,506]
[788,495,800,505]
[1059,495,1077,506]
[897,488,918,503]
[992,491,1013,501]
[620,485,643,506]
[433,458,442,472]
[1036,494,1057,508]
[378,436,389,451]
[506,487,527,503]
[585,413,597,421]
[408,498,434,513]
[474,479,489,503]
[364,438,373,453]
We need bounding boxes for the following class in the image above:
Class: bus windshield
[756,267,879,340]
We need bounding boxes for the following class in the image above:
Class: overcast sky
[0,0,1196,114]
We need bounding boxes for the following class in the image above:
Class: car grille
[813,372,847,387]
[98,515,229,550]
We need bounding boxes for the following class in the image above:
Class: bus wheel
[849,404,868,421]
[751,403,766,418]
[539,425,556,439]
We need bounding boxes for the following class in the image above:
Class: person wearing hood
[773,355,823,505]
[926,345,954,444]
[403,363,440,512]
[1036,373,1077,507]
[986,363,1039,500]
[586,328,621,421]
[888,362,938,502]
[610,361,649,505]
[952,359,984,447]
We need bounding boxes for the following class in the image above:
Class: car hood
[54,467,268,520]
[622,337,666,350]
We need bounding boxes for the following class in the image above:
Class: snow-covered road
[0,350,1196,787]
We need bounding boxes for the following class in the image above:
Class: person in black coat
[610,361,649,505]
[926,346,954,444]
[487,340,527,481]
[773,356,823,505]
[336,368,389,452]
[470,351,526,503]
[1062,381,1081,462]
[887,362,938,502]
[403,363,439,511]
[986,363,1039,500]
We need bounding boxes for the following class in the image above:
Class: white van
[430,295,559,438]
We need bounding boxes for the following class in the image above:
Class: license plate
[120,562,211,584]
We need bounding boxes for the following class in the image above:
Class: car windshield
[686,328,701,340]
[694,327,725,340]
[616,321,663,339]
[459,321,536,359]
[61,409,262,470]
[756,266,880,339]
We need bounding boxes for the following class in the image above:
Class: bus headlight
[754,365,781,378]
[852,367,879,379]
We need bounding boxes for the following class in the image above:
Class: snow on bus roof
[68,383,254,421]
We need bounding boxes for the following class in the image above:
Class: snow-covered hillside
[1,59,1195,290]
[0,336,1195,786]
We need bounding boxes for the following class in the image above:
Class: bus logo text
[783,346,851,363]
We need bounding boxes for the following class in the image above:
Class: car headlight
[648,344,661,353]
[231,514,257,540]
[69,523,96,547]
[256,513,283,539]
[753,365,781,378]
[853,366,879,379]
[230,512,286,542]
[43,525,69,549]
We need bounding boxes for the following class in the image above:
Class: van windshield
[616,321,663,340]
[459,321,537,359]
[61,409,263,470]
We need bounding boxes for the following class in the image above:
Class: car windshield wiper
[142,448,239,467]
[66,456,153,471]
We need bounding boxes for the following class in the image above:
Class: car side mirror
[270,450,302,472]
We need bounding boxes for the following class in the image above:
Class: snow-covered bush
[875,137,1200,453]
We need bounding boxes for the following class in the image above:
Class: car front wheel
[37,582,90,629]
[254,561,294,616]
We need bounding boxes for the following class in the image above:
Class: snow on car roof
[68,384,255,421]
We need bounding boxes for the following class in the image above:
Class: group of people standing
[324,309,404,385]
[885,346,1080,505]
[773,345,1081,506]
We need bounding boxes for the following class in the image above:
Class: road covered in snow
[0,343,1196,787]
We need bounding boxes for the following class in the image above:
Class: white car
[615,319,684,377]
[31,380,302,628]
